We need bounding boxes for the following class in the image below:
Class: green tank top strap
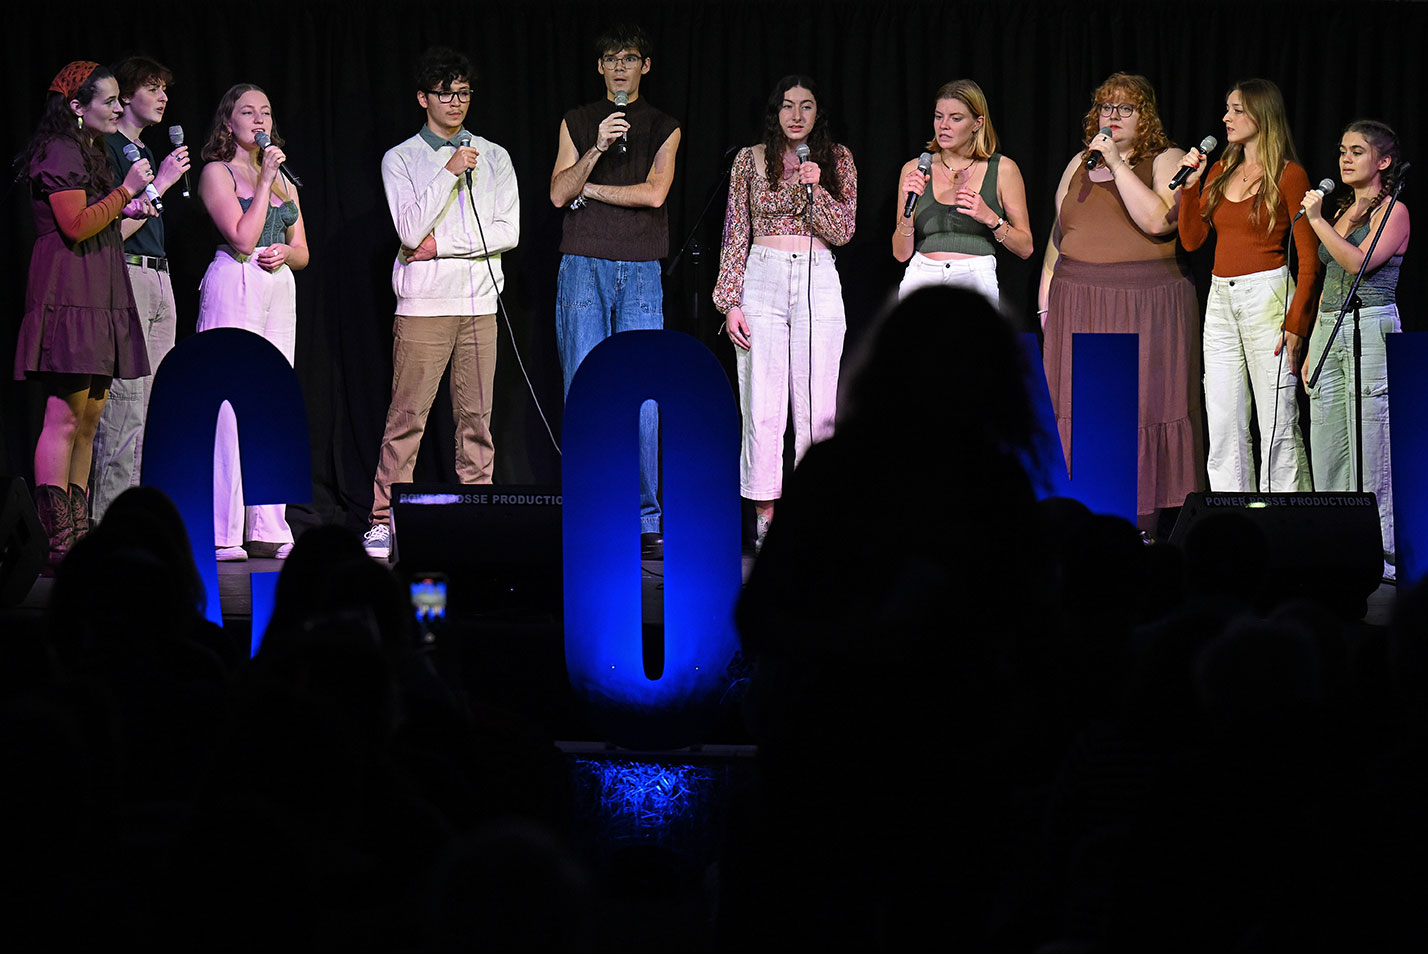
[913,153,1005,257]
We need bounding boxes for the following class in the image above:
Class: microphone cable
[1266,197,1298,494]
[805,186,816,458]
[463,172,562,457]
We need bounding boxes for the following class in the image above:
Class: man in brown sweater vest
[549,23,681,555]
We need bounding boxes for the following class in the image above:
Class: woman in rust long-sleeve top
[1176,78,1321,494]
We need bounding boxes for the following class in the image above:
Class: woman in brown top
[1038,72,1200,535]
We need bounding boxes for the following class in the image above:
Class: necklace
[941,154,976,186]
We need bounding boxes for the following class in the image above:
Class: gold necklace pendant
[942,156,974,186]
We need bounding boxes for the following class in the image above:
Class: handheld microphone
[796,143,813,202]
[167,125,191,198]
[456,131,475,190]
[254,131,303,188]
[1168,135,1219,190]
[1292,178,1337,221]
[1085,127,1113,170]
[122,143,163,213]
[613,91,629,155]
[904,152,933,218]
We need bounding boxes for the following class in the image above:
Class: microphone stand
[667,145,740,342]
[1306,170,1409,492]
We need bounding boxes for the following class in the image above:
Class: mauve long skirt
[1043,255,1203,516]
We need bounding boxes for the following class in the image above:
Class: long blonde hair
[924,79,998,160]
[1202,79,1299,235]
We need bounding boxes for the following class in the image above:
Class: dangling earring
[77,114,83,130]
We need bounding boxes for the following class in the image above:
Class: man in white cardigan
[364,48,519,559]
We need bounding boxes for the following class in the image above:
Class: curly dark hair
[1334,119,1405,218]
[1080,72,1175,167]
[111,54,174,101]
[201,83,283,162]
[760,75,844,201]
[23,65,116,194]
[594,23,651,59]
[415,47,473,93]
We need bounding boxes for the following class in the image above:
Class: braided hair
[1335,119,1404,219]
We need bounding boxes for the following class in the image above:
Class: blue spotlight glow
[562,331,743,749]
[573,757,728,839]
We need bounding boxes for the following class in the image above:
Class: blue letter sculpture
[1387,332,1426,586]
[1021,331,1139,522]
[563,330,742,750]
[143,328,312,630]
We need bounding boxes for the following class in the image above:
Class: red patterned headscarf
[49,61,100,100]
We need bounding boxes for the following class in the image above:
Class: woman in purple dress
[16,61,155,566]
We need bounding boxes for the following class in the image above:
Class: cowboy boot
[34,484,75,569]
[69,483,91,543]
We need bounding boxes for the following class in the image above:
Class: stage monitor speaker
[390,484,561,616]
[0,476,45,608]
[1169,492,1383,617]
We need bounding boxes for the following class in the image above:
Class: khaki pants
[91,261,178,522]
[370,313,497,525]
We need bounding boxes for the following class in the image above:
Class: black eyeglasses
[427,89,472,104]
[600,53,643,69]
[1098,103,1136,119]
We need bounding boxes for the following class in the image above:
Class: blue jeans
[556,254,663,534]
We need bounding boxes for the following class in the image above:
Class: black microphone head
[168,125,184,147]
[254,130,272,150]
[122,143,141,162]
[795,143,811,162]
[1395,161,1411,177]
[613,91,629,108]
[1199,135,1218,153]
[916,151,933,174]
[1085,129,1114,169]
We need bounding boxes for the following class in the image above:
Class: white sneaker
[216,545,248,562]
[363,524,392,559]
[274,543,293,560]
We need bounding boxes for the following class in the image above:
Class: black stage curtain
[3,0,1423,525]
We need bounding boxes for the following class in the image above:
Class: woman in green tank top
[1299,119,1410,580]
[891,79,1032,307]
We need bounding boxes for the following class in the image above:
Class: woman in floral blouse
[714,74,857,550]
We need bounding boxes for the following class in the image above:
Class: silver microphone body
[254,131,303,188]
[904,152,933,218]
[456,131,474,190]
[1085,127,1114,170]
[796,143,813,202]
[167,125,191,198]
[122,142,163,213]
[1292,178,1337,221]
[613,91,629,155]
[1167,135,1219,190]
